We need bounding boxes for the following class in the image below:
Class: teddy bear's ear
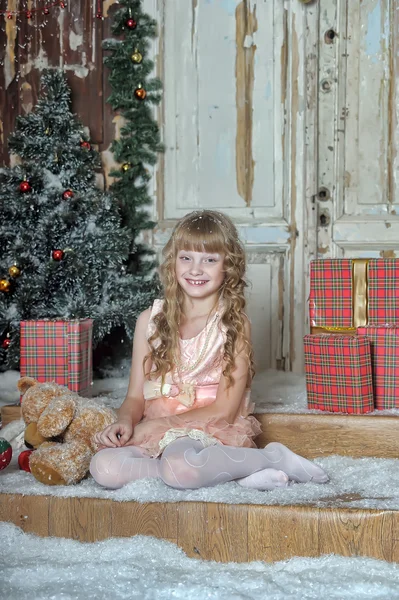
[18,377,38,395]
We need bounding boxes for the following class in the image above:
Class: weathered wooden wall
[0,1,118,173]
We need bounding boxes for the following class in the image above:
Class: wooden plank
[0,493,50,536]
[255,413,399,459]
[0,404,22,427]
[248,504,319,562]
[392,509,399,562]
[318,507,393,562]
[49,496,112,542]
[110,500,178,540]
[177,502,248,562]
[0,2,20,166]
[63,2,104,144]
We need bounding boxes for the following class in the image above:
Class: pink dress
[135,299,262,457]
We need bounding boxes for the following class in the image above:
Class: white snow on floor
[1,522,398,600]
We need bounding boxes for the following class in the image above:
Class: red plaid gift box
[20,319,93,397]
[309,259,399,331]
[357,325,399,410]
[304,334,374,413]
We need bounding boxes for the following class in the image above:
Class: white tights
[89,438,329,491]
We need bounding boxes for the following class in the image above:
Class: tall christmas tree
[103,0,163,274]
[0,69,158,371]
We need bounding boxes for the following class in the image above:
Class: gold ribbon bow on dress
[143,381,196,408]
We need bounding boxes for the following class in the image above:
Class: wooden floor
[2,403,399,562]
[1,493,398,563]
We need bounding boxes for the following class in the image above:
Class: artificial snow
[1,522,398,600]
[1,450,399,510]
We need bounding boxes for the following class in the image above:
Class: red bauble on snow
[18,450,33,473]
[80,141,91,150]
[125,18,137,29]
[19,180,32,193]
[2,338,10,349]
[52,249,64,261]
[0,438,12,471]
[62,189,74,200]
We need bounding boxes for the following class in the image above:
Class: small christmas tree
[0,69,159,370]
[103,0,163,274]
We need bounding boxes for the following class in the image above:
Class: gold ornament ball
[134,86,147,100]
[131,50,143,64]
[8,265,20,278]
[0,279,11,292]
[121,163,131,172]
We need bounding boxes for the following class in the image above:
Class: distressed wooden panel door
[313,0,399,263]
[154,0,308,372]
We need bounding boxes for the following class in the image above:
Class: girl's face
[175,249,225,300]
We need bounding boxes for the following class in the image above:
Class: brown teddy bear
[18,376,117,486]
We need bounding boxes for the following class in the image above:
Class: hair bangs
[175,214,227,255]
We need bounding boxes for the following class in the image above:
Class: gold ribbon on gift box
[311,258,369,334]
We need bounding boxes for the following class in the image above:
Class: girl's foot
[237,468,289,491]
[262,442,329,484]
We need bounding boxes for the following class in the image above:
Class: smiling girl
[90,210,328,490]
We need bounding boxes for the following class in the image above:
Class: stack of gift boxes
[304,259,399,414]
[20,319,93,398]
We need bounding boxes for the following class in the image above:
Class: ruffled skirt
[132,414,262,458]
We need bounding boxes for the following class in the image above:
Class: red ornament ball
[125,18,137,29]
[19,180,32,193]
[52,249,64,261]
[7,13,13,19]
[62,189,74,200]
[0,438,12,471]
[80,141,91,150]
[18,450,33,473]
[2,338,10,349]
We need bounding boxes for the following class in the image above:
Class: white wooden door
[313,0,399,262]
[151,0,310,373]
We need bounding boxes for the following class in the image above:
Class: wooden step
[2,404,399,459]
[1,493,397,563]
[254,412,399,459]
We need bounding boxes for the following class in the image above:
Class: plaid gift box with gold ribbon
[20,319,93,397]
[304,334,374,413]
[357,325,399,410]
[309,258,399,333]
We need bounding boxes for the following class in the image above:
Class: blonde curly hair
[146,210,255,387]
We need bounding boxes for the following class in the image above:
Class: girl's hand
[94,420,134,448]
[124,419,158,447]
